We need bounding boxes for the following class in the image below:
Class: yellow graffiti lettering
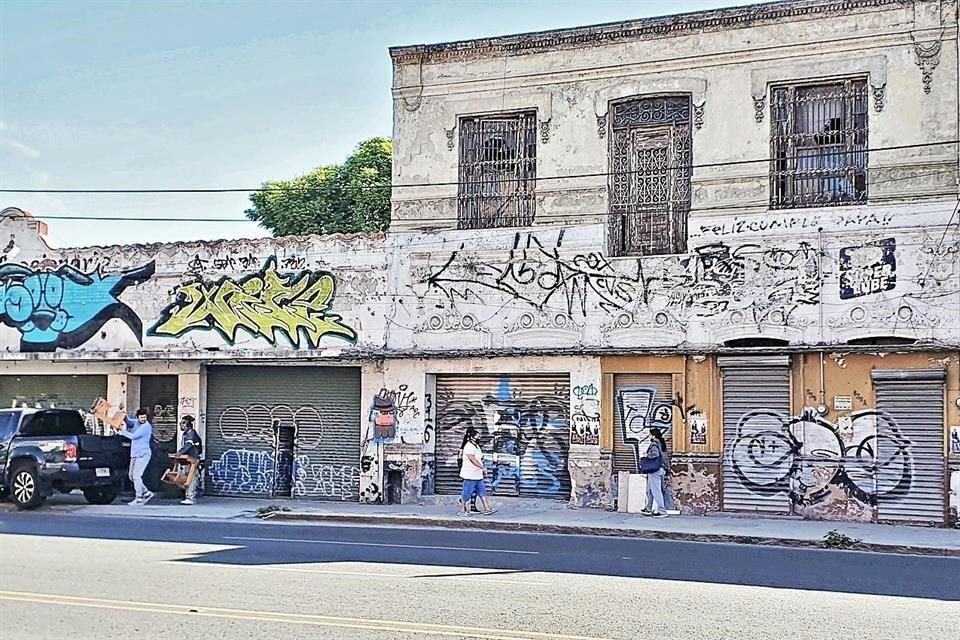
[150,257,356,348]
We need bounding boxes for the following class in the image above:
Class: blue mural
[0,261,155,351]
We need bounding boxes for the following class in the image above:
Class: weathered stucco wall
[2,205,958,357]
[391,0,959,230]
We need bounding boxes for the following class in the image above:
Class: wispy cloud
[1,137,41,158]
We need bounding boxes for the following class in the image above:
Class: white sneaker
[128,498,143,505]
[181,499,194,505]
[141,491,155,504]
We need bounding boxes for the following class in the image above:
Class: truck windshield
[0,412,18,440]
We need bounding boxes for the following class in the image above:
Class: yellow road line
[0,590,612,640]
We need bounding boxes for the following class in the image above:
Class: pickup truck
[0,407,130,509]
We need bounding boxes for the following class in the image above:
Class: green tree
[245,137,392,236]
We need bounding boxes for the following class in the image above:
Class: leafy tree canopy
[245,137,392,236]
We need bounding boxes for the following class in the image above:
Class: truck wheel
[82,486,118,505]
[10,463,46,510]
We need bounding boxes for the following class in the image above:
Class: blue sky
[0,0,743,248]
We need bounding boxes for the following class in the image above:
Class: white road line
[222,535,540,555]
[159,561,552,586]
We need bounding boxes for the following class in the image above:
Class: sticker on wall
[951,426,960,455]
[833,396,853,411]
[839,238,896,300]
[837,415,854,445]
[689,410,707,445]
[369,393,398,441]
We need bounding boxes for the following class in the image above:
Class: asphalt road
[0,512,957,640]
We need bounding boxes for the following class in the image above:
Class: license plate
[95,467,110,478]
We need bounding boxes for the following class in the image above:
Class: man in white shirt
[458,427,496,516]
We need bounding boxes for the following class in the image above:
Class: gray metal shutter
[721,363,792,514]
[0,375,107,428]
[612,374,673,473]
[435,374,571,500]
[205,366,361,501]
[873,369,946,524]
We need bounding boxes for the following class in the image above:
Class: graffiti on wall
[294,458,360,500]
[571,382,600,445]
[689,410,708,445]
[727,409,913,509]
[208,449,279,495]
[423,231,820,328]
[0,261,155,351]
[150,256,356,348]
[378,385,420,420]
[616,387,673,470]
[216,404,325,451]
[839,238,896,299]
[436,378,571,497]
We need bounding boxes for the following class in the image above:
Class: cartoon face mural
[0,262,155,351]
[149,256,356,348]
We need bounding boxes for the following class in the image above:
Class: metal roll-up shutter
[205,366,361,501]
[0,374,107,427]
[873,369,946,524]
[721,364,792,514]
[435,374,571,500]
[139,375,180,495]
[612,374,673,474]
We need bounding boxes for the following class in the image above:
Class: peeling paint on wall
[671,458,720,514]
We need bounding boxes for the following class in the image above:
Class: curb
[262,512,960,557]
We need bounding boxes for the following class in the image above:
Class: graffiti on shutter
[434,374,571,500]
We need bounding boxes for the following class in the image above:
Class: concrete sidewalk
[5,492,958,556]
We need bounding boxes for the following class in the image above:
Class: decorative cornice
[871,82,886,111]
[596,114,607,138]
[390,0,910,64]
[913,39,942,94]
[753,94,766,123]
[539,118,552,143]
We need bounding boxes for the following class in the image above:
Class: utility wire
[3,169,957,226]
[0,139,957,194]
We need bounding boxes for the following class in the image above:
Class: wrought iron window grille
[770,79,869,209]
[608,95,692,257]
[457,112,537,230]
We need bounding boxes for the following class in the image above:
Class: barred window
[608,96,691,257]
[457,113,536,230]
[770,79,868,209]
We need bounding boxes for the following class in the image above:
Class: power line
[1,139,957,194]
[3,169,957,228]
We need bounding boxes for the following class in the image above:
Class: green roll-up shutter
[205,366,361,500]
[0,375,107,426]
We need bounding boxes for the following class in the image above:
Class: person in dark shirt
[177,415,203,505]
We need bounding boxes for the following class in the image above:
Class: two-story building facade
[2,0,958,525]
